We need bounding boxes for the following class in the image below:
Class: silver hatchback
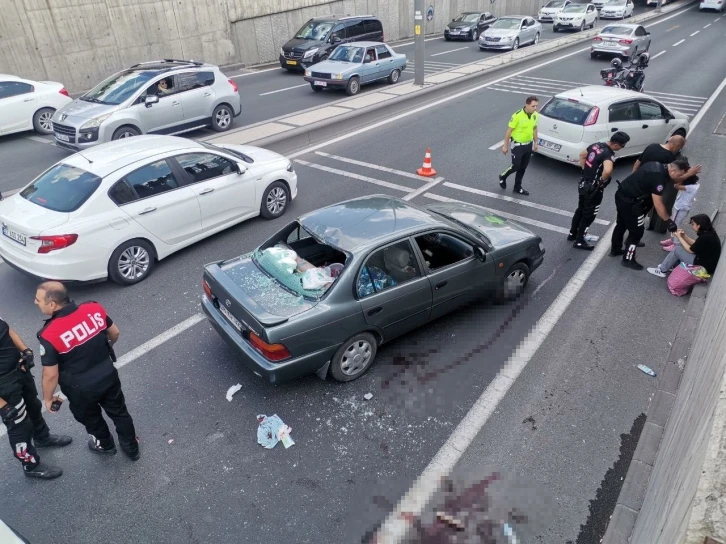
[51,60,241,151]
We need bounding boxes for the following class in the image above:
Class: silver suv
[51,59,241,151]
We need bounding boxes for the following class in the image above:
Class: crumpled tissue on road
[257,414,295,449]
[226,383,242,402]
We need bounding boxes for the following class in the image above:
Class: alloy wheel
[215,107,231,129]
[266,187,287,215]
[38,111,53,132]
[118,246,150,280]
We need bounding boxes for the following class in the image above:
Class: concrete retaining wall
[0,0,542,93]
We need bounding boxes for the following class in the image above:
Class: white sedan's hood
[540,7,562,13]
[217,144,286,165]
[602,5,626,10]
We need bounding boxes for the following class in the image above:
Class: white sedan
[535,86,690,165]
[600,0,635,18]
[0,135,298,285]
[0,75,72,136]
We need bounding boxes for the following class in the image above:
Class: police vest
[508,109,538,143]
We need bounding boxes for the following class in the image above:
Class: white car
[0,136,298,285]
[538,0,572,22]
[600,0,635,18]
[535,86,690,165]
[553,3,599,31]
[699,0,725,11]
[646,0,667,5]
[0,75,72,136]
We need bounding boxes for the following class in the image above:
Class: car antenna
[76,149,93,164]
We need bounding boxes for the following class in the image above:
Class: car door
[357,239,433,341]
[0,81,36,134]
[375,45,395,79]
[171,151,256,230]
[607,100,647,154]
[176,71,217,128]
[137,76,185,134]
[625,0,634,15]
[586,5,596,25]
[115,158,203,245]
[413,231,494,321]
[344,19,366,42]
[479,12,495,31]
[518,19,530,42]
[637,100,672,145]
[361,47,379,83]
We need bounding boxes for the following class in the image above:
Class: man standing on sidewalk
[498,96,539,196]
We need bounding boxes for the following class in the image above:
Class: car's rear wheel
[590,51,599,59]
[311,83,323,92]
[496,262,531,303]
[33,108,55,134]
[388,69,400,84]
[109,239,155,286]
[330,332,378,382]
[260,181,289,219]
[346,76,361,96]
[211,104,233,132]
[112,126,140,140]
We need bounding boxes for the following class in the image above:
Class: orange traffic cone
[416,148,437,177]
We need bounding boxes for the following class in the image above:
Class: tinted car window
[344,20,366,38]
[357,240,421,298]
[108,180,138,205]
[199,141,254,163]
[638,101,664,120]
[364,19,383,34]
[601,26,634,35]
[540,97,594,125]
[609,101,639,122]
[0,81,33,99]
[415,232,473,271]
[177,71,215,92]
[295,21,335,40]
[84,70,160,105]
[175,153,235,183]
[20,164,102,213]
[330,24,345,41]
[635,26,646,36]
[125,160,179,199]
[375,45,392,60]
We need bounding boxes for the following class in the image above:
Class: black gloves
[0,403,19,424]
[20,348,34,370]
[667,219,678,232]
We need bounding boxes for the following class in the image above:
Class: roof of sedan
[345,41,391,47]
[298,195,443,252]
[557,85,646,104]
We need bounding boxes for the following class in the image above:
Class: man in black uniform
[611,159,690,270]
[568,132,631,250]
[0,317,70,479]
[35,282,140,461]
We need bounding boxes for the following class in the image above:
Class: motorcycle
[600,53,647,92]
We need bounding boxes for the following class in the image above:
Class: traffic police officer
[0,317,70,479]
[499,96,539,196]
[35,282,140,461]
[611,159,690,270]
[568,131,631,250]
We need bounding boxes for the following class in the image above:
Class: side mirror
[145,95,159,108]
[234,162,247,175]
[474,247,487,262]
[331,36,341,44]
[645,31,651,35]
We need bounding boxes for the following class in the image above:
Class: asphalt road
[1,5,725,543]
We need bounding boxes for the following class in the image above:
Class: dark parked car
[280,15,384,71]
[444,11,497,41]
[202,196,545,384]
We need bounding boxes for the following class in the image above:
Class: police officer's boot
[621,244,644,270]
[24,462,63,480]
[88,436,117,455]
[573,237,594,251]
[35,434,73,448]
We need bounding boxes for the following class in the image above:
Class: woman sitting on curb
[647,214,721,278]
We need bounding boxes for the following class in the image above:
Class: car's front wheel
[260,181,289,219]
[108,239,155,286]
[497,262,531,303]
[533,32,540,45]
[346,76,361,96]
[329,332,378,382]
[112,126,140,140]
[512,38,520,50]
[579,20,586,31]
[211,104,234,132]
[311,83,323,92]
[33,108,55,134]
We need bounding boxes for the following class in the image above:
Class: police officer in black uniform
[568,132,631,250]
[611,159,690,270]
[35,282,140,461]
[0,317,70,480]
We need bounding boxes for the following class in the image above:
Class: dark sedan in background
[202,196,544,384]
[445,11,498,41]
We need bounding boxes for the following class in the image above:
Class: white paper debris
[364,393,373,400]
[226,384,243,402]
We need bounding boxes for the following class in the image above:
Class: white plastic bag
[263,247,297,274]
[301,268,334,290]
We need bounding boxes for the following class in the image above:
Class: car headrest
[384,246,410,269]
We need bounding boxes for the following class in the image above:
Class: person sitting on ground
[647,214,721,278]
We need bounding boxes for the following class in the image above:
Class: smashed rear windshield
[21,163,102,212]
[540,98,593,125]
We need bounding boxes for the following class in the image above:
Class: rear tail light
[229,79,238,93]
[59,88,70,97]
[593,37,603,41]
[584,106,600,126]
[203,279,212,299]
[30,234,78,254]
[248,332,291,362]
[619,38,633,44]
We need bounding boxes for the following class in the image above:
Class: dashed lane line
[651,50,667,59]
[430,47,470,57]
[673,38,686,46]
[690,30,700,36]
[259,83,309,96]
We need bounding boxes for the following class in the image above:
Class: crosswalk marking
[294,159,412,193]
[403,60,462,75]
[315,151,430,181]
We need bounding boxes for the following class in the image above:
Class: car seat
[383,246,413,282]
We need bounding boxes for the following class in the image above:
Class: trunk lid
[538,96,597,143]
[0,196,70,256]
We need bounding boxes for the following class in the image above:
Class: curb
[205,0,694,153]
[602,282,709,543]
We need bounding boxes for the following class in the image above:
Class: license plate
[451,30,459,34]
[286,60,297,65]
[219,305,243,332]
[538,138,562,152]
[313,81,327,87]
[55,133,70,142]
[2,225,27,246]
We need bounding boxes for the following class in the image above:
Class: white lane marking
[294,159,412,192]
[442,181,610,225]
[514,75,708,100]
[690,30,700,36]
[430,47,470,57]
[424,193,571,234]
[26,136,53,144]
[673,38,686,46]
[396,36,445,47]
[230,66,284,78]
[419,60,462,66]
[403,177,445,201]
[259,84,309,96]
[375,219,616,542]
[315,151,433,182]
[650,50,667,59]
[288,2,695,163]
[704,23,712,27]
[489,139,505,150]
[714,16,722,21]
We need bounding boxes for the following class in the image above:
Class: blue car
[303,41,407,96]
